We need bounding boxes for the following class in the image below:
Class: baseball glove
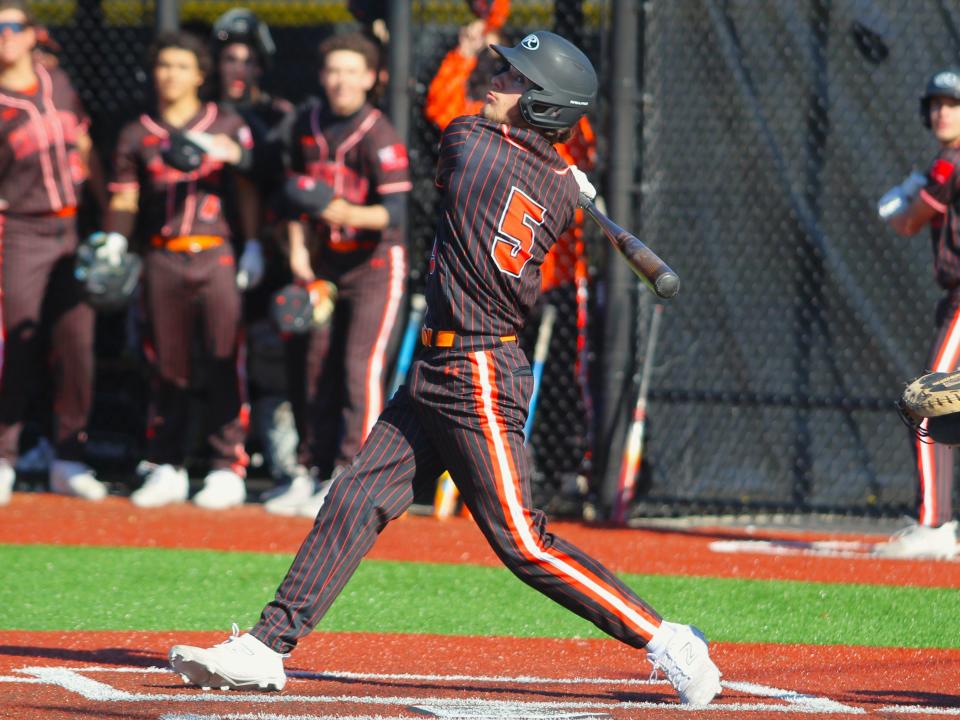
[899,371,960,446]
[270,281,338,335]
[75,237,142,313]
[283,174,335,218]
[162,131,206,173]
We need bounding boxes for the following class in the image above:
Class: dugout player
[0,0,105,504]
[876,68,960,558]
[104,31,259,510]
[169,31,722,706]
[260,32,411,516]
[210,9,303,491]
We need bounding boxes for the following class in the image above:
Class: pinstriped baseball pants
[253,340,662,654]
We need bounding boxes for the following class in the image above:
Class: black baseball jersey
[920,146,960,290]
[289,101,411,260]
[0,64,88,215]
[424,115,577,337]
[109,102,253,242]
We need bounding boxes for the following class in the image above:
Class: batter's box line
[10,665,869,714]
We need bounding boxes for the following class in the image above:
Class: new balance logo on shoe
[647,621,722,705]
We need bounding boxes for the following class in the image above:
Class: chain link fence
[634,1,956,518]
[32,0,956,520]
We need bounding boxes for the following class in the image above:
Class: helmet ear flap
[921,97,931,129]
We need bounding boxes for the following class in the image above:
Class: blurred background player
[876,68,960,558]
[424,2,597,515]
[261,31,411,516]
[209,8,302,493]
[0,0,105,504]
[103,30,259,510]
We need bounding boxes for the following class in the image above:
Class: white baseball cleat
[0,460,14,505]
[130,464,189,508]
[193,469,246,510]
[296,478,335,518]
[647,621,722,705]
[49,460,107,501]
[262,472,315,516]
[169,623,287,691]
[872,520,957,559]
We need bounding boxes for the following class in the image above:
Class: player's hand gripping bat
[578,194,679,299]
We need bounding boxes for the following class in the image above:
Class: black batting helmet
[211,8,276,66]
[490,31,597,130]
[920,68,960,128]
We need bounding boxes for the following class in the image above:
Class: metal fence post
[596,0,643,518]
[156,0,179,33]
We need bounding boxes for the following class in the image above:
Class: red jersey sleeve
[366,117,412,197]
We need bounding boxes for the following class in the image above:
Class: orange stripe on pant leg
[919,302,960,525]
[470,350,659,639]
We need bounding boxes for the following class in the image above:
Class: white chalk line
[710,539,879,560]
[1,665,876,715]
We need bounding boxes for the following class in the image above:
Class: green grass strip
[2,544,958,648]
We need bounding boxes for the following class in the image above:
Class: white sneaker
[49,460,107,501]
[169,623,286,691]
[130,464,189,508]
[193,469,246,510]
[297,478,335,518]
[872,520,958,559]
[0,460,14,505]
[262,472,315,516]
[647,621,722,705]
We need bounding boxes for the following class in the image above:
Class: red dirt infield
[0,630,958,719]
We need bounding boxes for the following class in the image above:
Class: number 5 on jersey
[491,186,546,278]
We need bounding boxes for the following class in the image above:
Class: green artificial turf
[2,544,958,648]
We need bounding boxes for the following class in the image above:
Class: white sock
[645,620,674,657]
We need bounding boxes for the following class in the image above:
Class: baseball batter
[170,31,722,706]
[104,31,257,510]
[877,68,960,558]
[0,0,103,504]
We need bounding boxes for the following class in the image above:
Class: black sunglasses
[0,21,29,34]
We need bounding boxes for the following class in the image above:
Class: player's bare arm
[889,194,940,236]
[319,197,389,229]
[286,220,315,282]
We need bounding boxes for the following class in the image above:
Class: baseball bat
[523,303,557,443]
[578,194,679,299]
[389,293,427,397]
[611,302,664,524]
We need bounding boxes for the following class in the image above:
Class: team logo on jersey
[521,34,540,51]
[377,143,409,172]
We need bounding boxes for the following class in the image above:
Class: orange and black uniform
[109,102,254,474]
[251,115,662,654]
[286,101,410,476]
[0,63,94,464]
[913,147,960,527]
[426,39,597,487]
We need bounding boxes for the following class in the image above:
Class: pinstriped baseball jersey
[425,115,577,337]
[109,102,253,242]
[0,64,88,215]
[289,101,411,260]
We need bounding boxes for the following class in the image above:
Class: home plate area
[2,633,958,719]
[4,664,876,718]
